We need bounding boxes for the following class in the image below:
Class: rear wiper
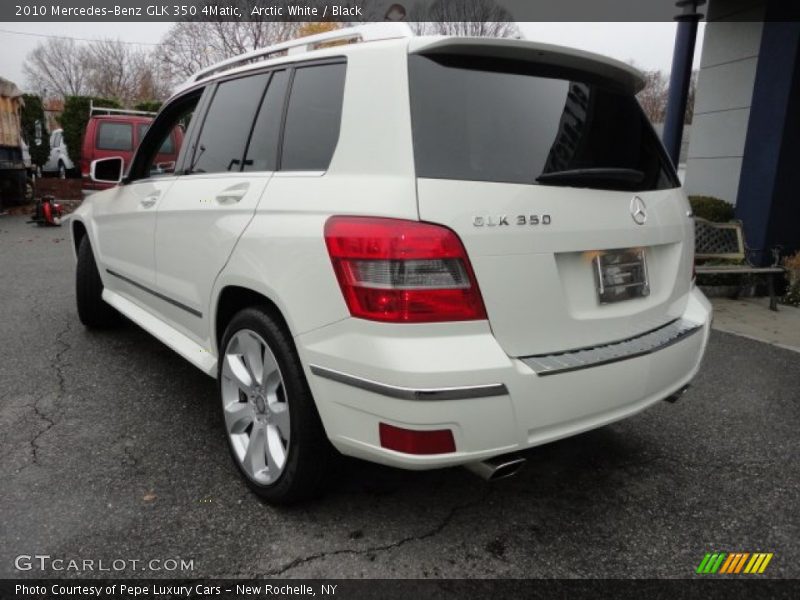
[536,168,645,184]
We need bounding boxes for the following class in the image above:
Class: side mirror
[90,157,124,184]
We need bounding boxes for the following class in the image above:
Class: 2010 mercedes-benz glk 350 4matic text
[70,23,711,503]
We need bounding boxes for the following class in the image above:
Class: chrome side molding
[309,365,508,401]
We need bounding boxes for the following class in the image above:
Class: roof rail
[189,22,414,84]
[89,100,157,117]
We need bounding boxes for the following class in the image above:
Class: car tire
[76,237,120,329]
[219,307,334,504]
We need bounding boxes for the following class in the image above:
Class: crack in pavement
[224,489,493,578]
[28,319,73,466]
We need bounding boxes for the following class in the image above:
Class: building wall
[684,0,765,204]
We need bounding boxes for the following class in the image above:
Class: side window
[131,92,200,180]
[243,70,289,172]
[138,123,174,154]
[96,122,133,151]
[281,63,346,171]
[190,73,269,174]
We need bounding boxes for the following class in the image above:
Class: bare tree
[635,68,698,125]
[409,0,519,37]
[685,70,698,124]
[637,69,669,124]
[23,38,92,97]
[24,37,174,105]
[158,2,303,81]
[84,40,156,105]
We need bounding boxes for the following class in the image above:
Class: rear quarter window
[280,62,346,171]
[409,55,679,192]
[96,122,133,152]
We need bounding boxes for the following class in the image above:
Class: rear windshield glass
[96,122,133,151]
[409,55,679,192]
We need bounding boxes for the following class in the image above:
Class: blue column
[663,0,705,167]
[735,10,800,265]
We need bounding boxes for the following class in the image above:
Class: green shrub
[61,96,120,165]
[20,94,50,167]
[782,251,800,307]
[133,100,162,114]
[689,196,735,223]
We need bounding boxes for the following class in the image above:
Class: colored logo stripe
[744,553,774,574]
[697,552,773,574]
[697,553,726,574]
[719,553,749,574]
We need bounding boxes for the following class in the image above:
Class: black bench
[694,217,785,311]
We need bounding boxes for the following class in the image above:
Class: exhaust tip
[664,384,690,404]
[464,454,526,481]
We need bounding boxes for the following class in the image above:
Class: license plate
[593,248,649,304]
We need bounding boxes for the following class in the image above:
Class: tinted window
[281,63,346,171]
[191,73,269,174]
[409,55,678,192]
[243,70,289,172]
[132,92,199,180]
[96,122,132,151]
[138,123,174,154]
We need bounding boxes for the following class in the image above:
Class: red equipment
[29,195,63,226]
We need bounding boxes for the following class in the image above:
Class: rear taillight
[324,216,487,323]
[379,423,456,455]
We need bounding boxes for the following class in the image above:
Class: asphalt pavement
[1,214,798,579]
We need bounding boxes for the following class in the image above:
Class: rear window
[281,63,346,171]
[409,55,679,192]
[138,123,174,154]
[96,122,133,151]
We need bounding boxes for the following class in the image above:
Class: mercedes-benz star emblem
[630,196,647,225]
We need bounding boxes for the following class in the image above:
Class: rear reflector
[379,423,456,455]
[324,216,487,323]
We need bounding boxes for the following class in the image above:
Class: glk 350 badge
[473,214,551,227]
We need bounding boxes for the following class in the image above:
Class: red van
[81,111,183,191]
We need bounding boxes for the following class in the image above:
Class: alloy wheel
[221,329,291,485]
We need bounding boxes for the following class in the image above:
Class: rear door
[152,70,289,342]
[409,52,694,357]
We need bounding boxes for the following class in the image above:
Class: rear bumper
[298,288,712,469]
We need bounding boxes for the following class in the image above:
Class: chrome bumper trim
[521,319,703,377]
[309,365,508,401]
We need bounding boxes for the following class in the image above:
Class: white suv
[71,24,711,503]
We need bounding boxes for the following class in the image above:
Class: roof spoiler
[408,37,645,94]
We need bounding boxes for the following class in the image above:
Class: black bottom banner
[1,579,798,600]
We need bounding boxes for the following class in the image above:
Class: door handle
[140,195,159,208]
[215,183,249,205]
